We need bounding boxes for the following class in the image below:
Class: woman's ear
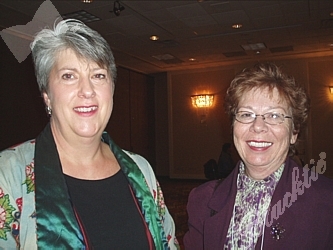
[42,92,51,108]
[290,131,298,145]
[290,122,299,145]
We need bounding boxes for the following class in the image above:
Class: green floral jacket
[0,124,179,249]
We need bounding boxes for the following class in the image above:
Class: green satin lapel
[35,124,85,249]
[34,124,166,249]
[102,132,168,250]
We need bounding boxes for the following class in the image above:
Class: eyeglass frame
[234,111,293,125]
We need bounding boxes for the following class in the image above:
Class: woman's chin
[74,126,101,138]
[244,157,271,169]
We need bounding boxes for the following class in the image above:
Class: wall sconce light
[191,94,214,108]
[329,86,333,94]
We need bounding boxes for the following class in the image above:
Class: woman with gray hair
[184,62,333,249]
[0,19,178,249]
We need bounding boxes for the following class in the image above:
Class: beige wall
[168,67,235,178]
[161,57,333,179]
[308,59,333,178]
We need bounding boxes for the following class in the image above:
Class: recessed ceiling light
[241,43,266,51]
[150,35,159,41]
[62,10,100,23]
[232,24,242,29]
[189,58,196,61]
[152,54,175,60]
[81,0,93,3]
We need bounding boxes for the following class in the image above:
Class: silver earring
[46,106,52,116]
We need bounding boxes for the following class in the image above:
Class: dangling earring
[46,106,52,116]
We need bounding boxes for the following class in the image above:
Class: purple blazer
[183,157,333,249]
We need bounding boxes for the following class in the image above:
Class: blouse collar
[238,162,285,191]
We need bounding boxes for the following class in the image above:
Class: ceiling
[1,0,333,74]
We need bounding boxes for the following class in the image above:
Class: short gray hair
[30,19,117,93]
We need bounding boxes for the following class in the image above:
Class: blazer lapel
[261,157,297,249]
[204,165,239,249]
[34,123,86,249]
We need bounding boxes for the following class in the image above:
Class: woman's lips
[247,140,272,150]
[74,106,98,113]
[73,106,98,116]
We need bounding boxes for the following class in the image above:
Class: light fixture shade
[330,86,333,94]
[191,94,214,108]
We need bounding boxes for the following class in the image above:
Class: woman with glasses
[184,62,333,249]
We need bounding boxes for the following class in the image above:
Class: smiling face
[233,87,298,179]
[43,48,114,141]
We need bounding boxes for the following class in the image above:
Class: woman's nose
[250,115,268,133]
[78,78,96,98]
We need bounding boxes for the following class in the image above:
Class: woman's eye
[241,112,253,118]
[62,73,74,79]
[268,113,280,119]
[94,74,106,79]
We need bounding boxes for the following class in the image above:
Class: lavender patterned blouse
[224,162,284,249]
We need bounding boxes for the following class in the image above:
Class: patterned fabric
[0,124,179,249]
[224,162,284,249]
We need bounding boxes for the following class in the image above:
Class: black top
[64,170,150,250]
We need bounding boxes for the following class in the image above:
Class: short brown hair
[225,62,310,149]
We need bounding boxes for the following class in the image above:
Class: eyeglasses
[234,111,292,125]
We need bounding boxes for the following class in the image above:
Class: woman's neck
[51,126,120,180]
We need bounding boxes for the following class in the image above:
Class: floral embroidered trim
[23,162,35,193]
[0,188,16,240]
[11,198,22,247]
[156,182,166,217]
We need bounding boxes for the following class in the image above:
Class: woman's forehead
[239,87,288,107]
[55,48,106,67]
